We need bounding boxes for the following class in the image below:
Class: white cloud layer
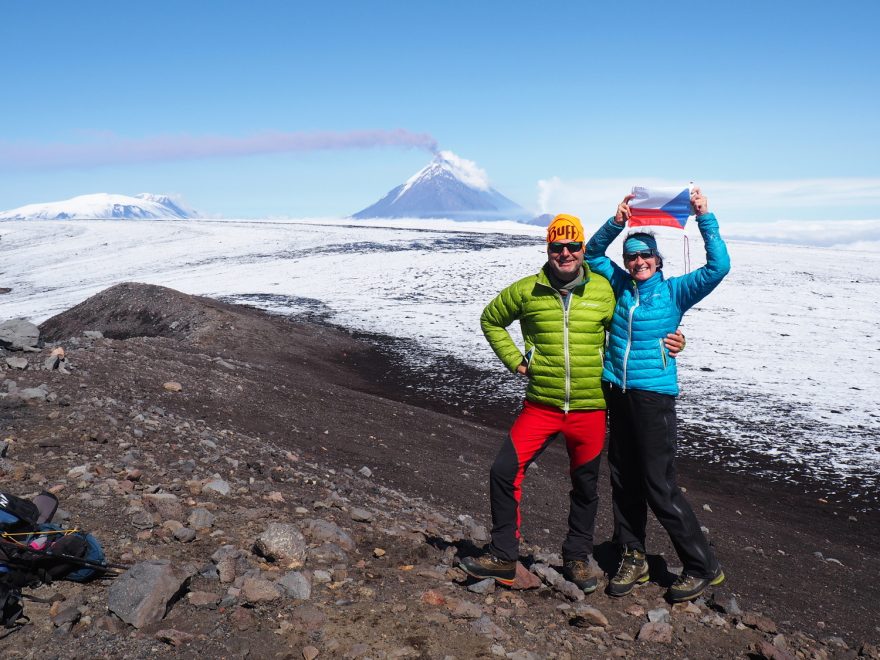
[537,176,880,221]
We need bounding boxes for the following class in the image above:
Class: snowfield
[2,217,878,506]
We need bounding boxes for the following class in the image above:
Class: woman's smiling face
[624,250,659,281]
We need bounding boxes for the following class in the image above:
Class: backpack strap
[0,582,27,633]
[0,494,39,528]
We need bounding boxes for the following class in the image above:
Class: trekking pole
[0,539,129,573]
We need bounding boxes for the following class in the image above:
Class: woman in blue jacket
[585,188,730,603]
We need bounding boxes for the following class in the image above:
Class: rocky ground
[0,282,877,660]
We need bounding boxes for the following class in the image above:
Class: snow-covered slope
[1,216,878,507]
[0,193,199,220]
[353,151,526,221]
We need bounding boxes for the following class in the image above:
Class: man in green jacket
[460,214,682,592]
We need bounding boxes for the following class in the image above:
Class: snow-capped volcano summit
[353,151,526,221]
[0,193,200,220]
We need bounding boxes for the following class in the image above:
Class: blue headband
[623,234,658,255]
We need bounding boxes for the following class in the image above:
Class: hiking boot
[666,565,725,603]
[458,553,516,586]
[607,547,649,597]
[562,559,598,594]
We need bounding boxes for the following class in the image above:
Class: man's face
[547,241,584,281]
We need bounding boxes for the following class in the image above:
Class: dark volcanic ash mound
[39,282,237,342]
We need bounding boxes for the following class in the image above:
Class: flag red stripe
[629,209,685,228]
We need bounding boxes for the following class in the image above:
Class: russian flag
[628,185,692,229]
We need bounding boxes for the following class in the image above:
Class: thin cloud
[536,176,880,222]
[0,129,439,170]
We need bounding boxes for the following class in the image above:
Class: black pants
[604,382,717,578]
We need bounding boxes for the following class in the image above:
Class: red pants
[488,400,606,562]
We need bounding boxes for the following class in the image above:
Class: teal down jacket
[585,213,731,396]
[481,265,614,411]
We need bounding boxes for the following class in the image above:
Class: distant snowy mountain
[0,193,200,220]
[526,213,555,227]
[353,151,527,221]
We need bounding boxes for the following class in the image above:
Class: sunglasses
[548,241,583,254]
[624,250,657,261]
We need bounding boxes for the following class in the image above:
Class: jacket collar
[537,263,591,290]
[632,271,664,292]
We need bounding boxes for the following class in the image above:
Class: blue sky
[1,1,878,221]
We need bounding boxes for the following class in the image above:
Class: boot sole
[667,570,726,602]
[607,572,650,597]
[458,562,515,587]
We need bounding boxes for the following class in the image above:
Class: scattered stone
[155,628,195,646]
[458,515,490,542]
[107,560,188,629]
[701,613,728,627]
[241,576,283,603]
[467,578,495,595]
[0,318,40,350]
[143,492,185,521]
[50,595,84,627]
[173,527,197,543]
[532,563,584,601]
[302,647,320,660]
[163,381,183,392]
[511,562,541,590]
[349,507,373,522]
[94,614,126,633]
[373,547,386,558]
[83,330,104,339]
[637,621,673,643]
[859,643,880,659]
[754,640,796,660]
[673,601,702,616]
[447,598,483,619]
[187,591,220,608]
[18,385,48,401]
[648,607,670,623]
[305,519,356,551]
[203,479,231,496]
[254,522,308,565]
[571,604,609,629]
[312,569,332,583]
[289,604,326,632]
[5,357,28,370]
[310,542,349,564]
[211,545,242,583]
[358,466,372,478]
[507,651,540,660]
[188,507,216,529]
[625,604,646,617]
[130,509,155,530]
[471,614,508,640]
[741,612,778,634]
[278,571,312,600]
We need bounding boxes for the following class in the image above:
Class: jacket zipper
[561,292,571,412]
[622,284,640,391]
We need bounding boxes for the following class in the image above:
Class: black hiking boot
[607,547,649,597]
[666,565,725,603]
[562,559,598,594]
[458,553,516,586]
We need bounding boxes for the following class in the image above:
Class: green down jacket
[481,264,614,411]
